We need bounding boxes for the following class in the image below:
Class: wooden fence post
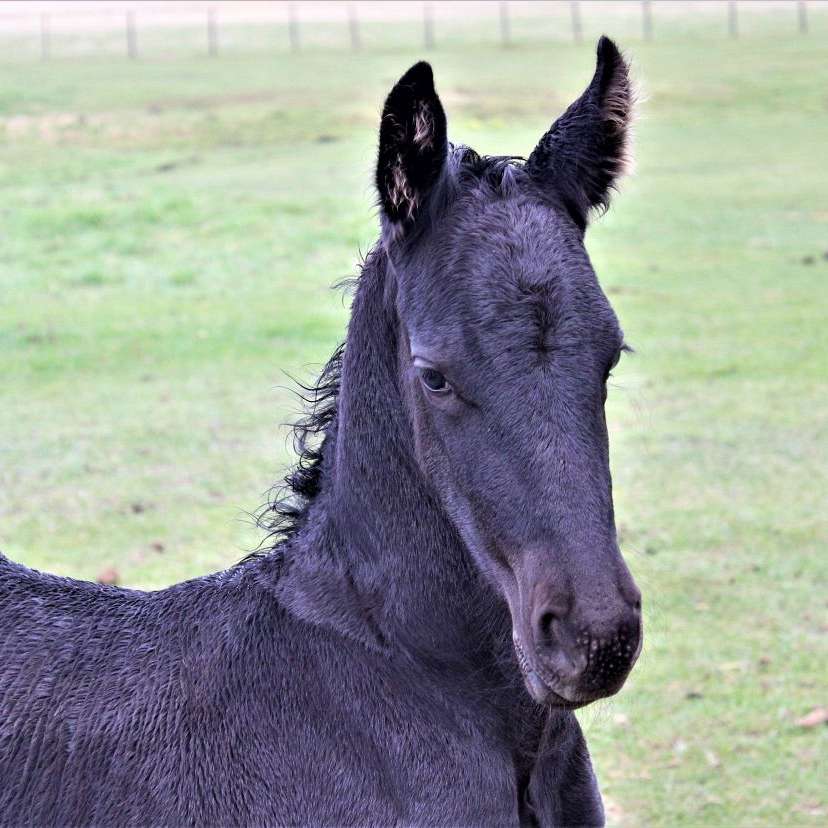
[126,10,137,59]
[288,3,300,52]
[798,1,808,34]
[348,4,361,51]
[728,1,738,39]
[207,8,218,57]
[423,3,435,50]
[642,0,653,41]
[499,2,511,47]
[570,2,582,44]
[40,13,50,60]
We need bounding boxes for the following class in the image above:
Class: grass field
[1,9,827,826]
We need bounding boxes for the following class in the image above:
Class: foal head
[375,39,641,707]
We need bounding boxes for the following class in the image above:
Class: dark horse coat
[0,556,600,825]
[1,38,642,827]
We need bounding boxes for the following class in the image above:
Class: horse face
[375,43,642,707]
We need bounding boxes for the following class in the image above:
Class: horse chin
[513,636,586,709]
[522,668,586,709]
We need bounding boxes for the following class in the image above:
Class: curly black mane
[254,342,343,551]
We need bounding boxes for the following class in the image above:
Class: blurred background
[1,1,826,824]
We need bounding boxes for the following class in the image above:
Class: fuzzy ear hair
[376,61,448,228]
[526,36,634,230]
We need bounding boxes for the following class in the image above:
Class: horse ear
[526,36,633,229]
[376,61,448,229]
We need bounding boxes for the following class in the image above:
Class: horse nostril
[538,611,556,645]
[622,584,642,613]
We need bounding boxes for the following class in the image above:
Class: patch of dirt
[96,566,119,586]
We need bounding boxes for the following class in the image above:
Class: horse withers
[1,37,641,826]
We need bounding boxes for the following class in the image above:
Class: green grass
[1,14,826,827]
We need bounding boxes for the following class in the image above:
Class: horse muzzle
[510,570,643,707]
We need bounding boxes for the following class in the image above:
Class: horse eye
[419,367,450,394]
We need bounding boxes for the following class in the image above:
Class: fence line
[0,1,820,61]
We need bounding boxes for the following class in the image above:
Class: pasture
[1,11,826,826]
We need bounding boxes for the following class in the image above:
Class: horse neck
[287,249,506,661]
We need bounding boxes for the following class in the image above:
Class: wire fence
[0,1,824,61]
